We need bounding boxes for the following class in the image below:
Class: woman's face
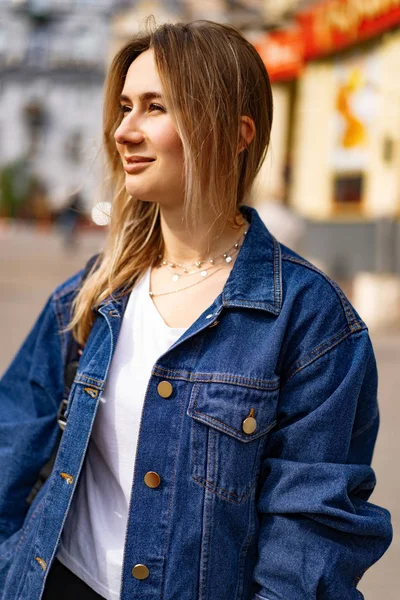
[114,49,185,208]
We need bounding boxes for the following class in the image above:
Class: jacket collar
[99,204,282,317]
[221,204,282,314]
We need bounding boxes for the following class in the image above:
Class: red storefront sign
[253,30,304,82]
[254,0,400,81]
[297,0,400,59]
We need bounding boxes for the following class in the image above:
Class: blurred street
[0,226,398,599]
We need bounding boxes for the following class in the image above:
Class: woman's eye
[148,103,166,113]
[118,103,166,115]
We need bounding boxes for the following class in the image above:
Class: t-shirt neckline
[144,266,188,334]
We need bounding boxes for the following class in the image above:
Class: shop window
[333,173,363,206]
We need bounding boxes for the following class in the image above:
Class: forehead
[122,49,161,94]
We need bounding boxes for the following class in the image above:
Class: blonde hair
[67,18,273,345]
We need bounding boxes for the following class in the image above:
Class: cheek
[155,125,183,159]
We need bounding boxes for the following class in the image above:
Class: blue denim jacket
[0,205,392,600]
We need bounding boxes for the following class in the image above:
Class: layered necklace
[149,227,248,298]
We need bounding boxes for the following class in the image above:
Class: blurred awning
[298,0,400,59]
[254,0,400,81]
[253,29,304,82]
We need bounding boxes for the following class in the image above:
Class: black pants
[43,558,106,599]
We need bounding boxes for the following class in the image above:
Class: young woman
[0,19,392,600]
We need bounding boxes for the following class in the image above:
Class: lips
[125,157,155,164]
[123,160,154,174]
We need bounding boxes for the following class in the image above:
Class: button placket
[131,379,175,578]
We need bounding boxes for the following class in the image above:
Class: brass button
[209,320,219,328]
[60,472,74,485]
[144,471,161,488]
[242,416,257,434]
[132,564,149,579]
[157,381,173,398]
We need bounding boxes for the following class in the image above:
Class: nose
[114,114,145,146]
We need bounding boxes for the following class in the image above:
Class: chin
[124,186,158,204]
[124,182,152,199]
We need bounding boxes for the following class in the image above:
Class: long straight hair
[67,18,273,345]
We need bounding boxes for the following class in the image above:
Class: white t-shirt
[57,266,189,599]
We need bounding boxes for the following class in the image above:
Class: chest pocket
[187,380,279,504]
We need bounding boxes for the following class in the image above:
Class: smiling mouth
[125,157,155,163]
[123,160,154,173]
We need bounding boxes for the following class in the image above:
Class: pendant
[172,274,179,282]
[225,256,232,263]
[200,270,208,277]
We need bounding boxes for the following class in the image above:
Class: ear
[238,115,256,154]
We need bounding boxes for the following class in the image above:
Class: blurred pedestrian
[56,190,84,251]
[0,18,392,600]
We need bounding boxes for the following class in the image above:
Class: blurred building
[109,0,181,64]
[2,0,400,327]
[252,0,400,328]
[0,0,131,215]
[0,0,270,216]
[109,0,267,62]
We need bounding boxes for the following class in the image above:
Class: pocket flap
[187,381,278,442]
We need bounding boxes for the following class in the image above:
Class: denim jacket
[0,205,392,600]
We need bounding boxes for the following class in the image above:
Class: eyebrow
[119,92,163,103]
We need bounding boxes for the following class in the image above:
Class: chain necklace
[149,266,226,297]
[149,223,249,297]
[162,262,221,280]
[157,229,248,283]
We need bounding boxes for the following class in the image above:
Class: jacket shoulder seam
[285,325,368,383]
[52,272,84,303]
[281,253,364,332]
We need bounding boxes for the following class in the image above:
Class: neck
[158,204,247,265]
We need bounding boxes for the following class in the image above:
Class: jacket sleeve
[251,328,393,600]
[0,294,65,544]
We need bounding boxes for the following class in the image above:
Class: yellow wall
[290,31,400,221]
[253,83,291,205]
[368,31,400,218]
[290,62,336,219]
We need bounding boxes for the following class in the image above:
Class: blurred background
[0,0,399,597]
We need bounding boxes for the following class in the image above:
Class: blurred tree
[0,156,48,221]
